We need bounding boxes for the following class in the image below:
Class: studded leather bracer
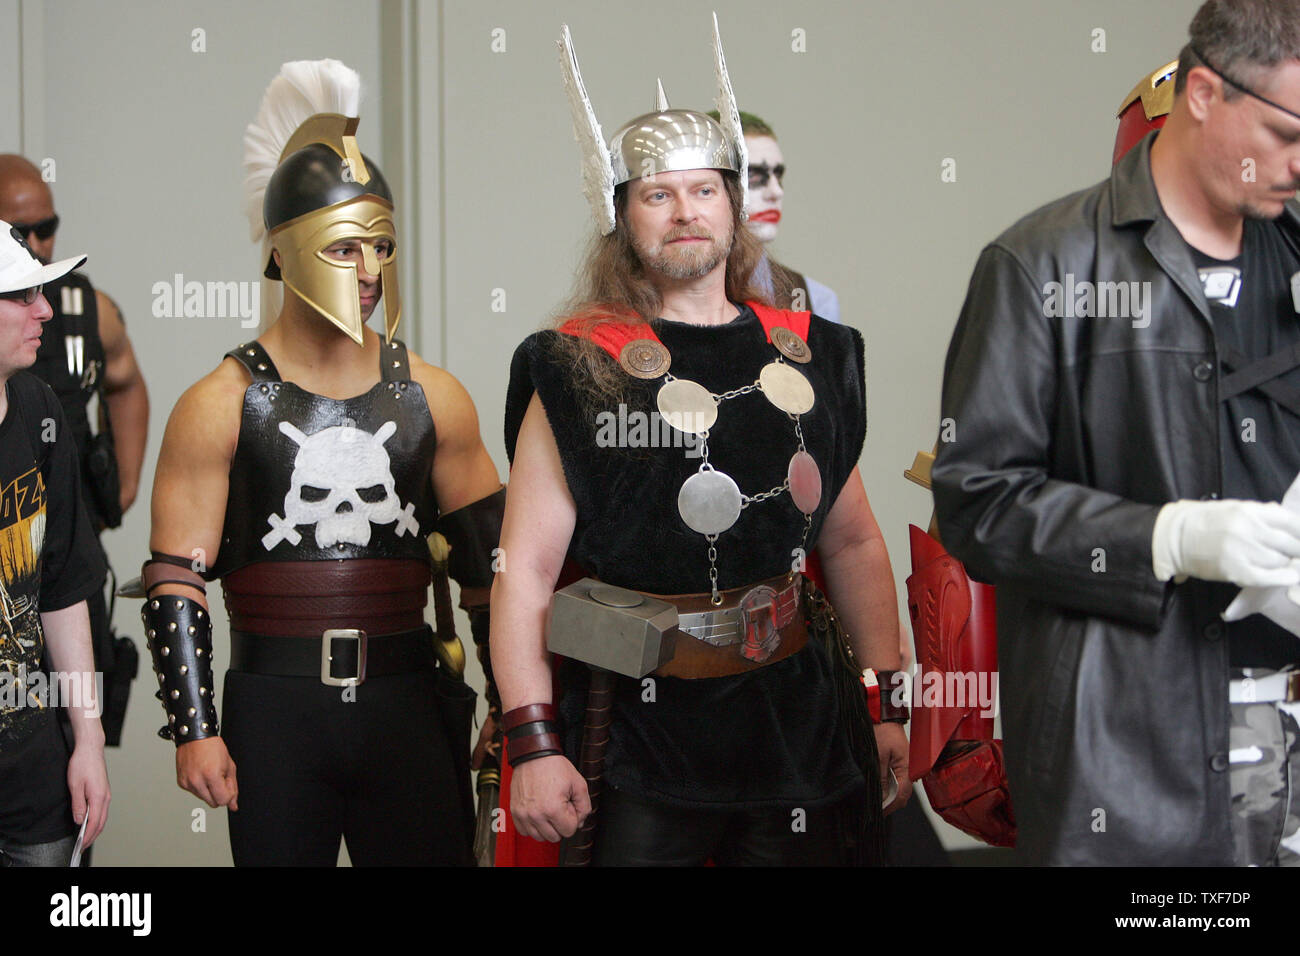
[142,595,219,745]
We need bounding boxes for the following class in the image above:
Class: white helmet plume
[242,59,363,243]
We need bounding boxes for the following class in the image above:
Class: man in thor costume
[491,17,908,866]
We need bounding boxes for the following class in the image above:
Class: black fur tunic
[505,305,870,808]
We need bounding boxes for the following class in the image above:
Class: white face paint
[262,420,420,551]
[744,135,785,244]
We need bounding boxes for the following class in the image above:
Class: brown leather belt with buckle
[644,573,807,680]
[222,558,430,637]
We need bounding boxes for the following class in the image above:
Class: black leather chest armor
[30,273,104,427]
[209,339,439,579]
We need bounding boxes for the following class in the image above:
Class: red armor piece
[922,740,1016,848]
[1113,59,1177,165]
[905,523,1016,847]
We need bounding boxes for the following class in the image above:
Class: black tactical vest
[208,339,439,579]
[28,271,118,528]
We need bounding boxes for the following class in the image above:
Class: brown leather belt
[222,558,430,638]
[647,573,807,680]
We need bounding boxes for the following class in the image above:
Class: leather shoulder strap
[225,341,281,382]
[381,339,410,382]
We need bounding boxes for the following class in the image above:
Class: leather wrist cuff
[507,732,564,766]
[861,668,910,724]
[142,594,220,746]
[503,702,556,733]
[506,719,556,741]
[437,486,506,589]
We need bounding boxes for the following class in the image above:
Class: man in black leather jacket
[933,0,1300,865]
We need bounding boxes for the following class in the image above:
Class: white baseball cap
[0,219,86,294]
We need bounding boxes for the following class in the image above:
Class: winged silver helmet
[558,12,749,235]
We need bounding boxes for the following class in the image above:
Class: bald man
[0,155,148,749]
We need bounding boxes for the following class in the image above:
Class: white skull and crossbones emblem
[262,420,419,550]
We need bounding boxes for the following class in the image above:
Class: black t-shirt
[0,372,105,843]
[1191,219,1300,668]
[506,306,868,808]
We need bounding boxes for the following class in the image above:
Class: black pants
[222,668,473,866]
[592,786,865,866]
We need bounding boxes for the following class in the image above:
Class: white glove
[1152,499,1300,587]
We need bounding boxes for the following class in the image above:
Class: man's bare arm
[410,356,503,511]
[41,600,110,846]
[816,466,911,810]
[148,360,245,808]
[490,394,591,841]
[817,468,901,672]
[96,291,149,515]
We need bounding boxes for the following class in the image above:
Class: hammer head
[546,579,678,678]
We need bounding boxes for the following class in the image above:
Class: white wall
[10,0,1202,865]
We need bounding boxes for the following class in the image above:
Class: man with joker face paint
[709,110,841,323]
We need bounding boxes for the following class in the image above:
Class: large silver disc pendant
[656,378,717,435]
[788,450,823,514]
[678,468,743,535]
[759,362,815,415]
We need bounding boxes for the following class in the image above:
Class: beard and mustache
[632,222,733,280]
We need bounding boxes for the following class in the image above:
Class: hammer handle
[560,669,615,866]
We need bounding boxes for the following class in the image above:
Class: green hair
[705,109,775,138]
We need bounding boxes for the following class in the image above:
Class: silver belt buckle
[321,628,368,686]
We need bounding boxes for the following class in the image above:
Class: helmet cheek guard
[270,198,400,345]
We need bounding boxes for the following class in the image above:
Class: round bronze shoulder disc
[770,326,812,364]
[619,339,671,379]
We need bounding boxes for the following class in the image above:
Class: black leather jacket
[932,133,1300,865]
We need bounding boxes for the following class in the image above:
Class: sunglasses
[11,215,59,242]
[1191,47,1300,126]
[0,284,44,305]
[748,162,785,189]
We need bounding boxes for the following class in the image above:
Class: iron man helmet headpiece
[263,114,400,345]
[558,13,748,235]
[1113,60,1177,165]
